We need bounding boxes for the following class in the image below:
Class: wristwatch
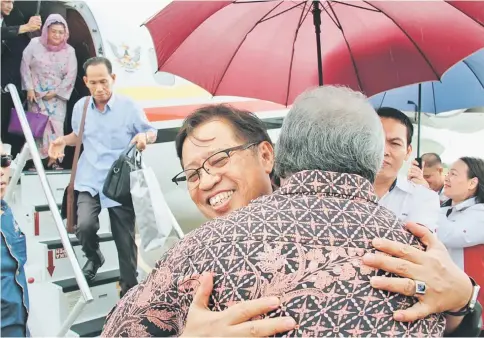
[444,277,481,316]
[446,301,482,337]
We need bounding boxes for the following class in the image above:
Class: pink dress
[20,15,77,159]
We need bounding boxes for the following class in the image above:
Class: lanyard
[389,179,397,193]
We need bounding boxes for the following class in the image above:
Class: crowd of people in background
[2,0,79,170]
[2,1,156,335]
[102,88,484,337]
[1,0,483,337]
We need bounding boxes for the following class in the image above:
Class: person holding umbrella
[420,153,450,206]
[374,107,440,233]
[1,0,41,49]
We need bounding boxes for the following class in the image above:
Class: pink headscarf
[39,14,70,52]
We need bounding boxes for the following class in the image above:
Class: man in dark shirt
[1,0,41,158]
[1,0,41,48]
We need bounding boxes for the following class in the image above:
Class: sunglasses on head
[1,155,12,168]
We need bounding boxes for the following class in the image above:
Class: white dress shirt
[379,176,440,231]
[437,197,484,324]
[437,197,484,270]
[437,186,450,206]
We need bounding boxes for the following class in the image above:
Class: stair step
[53,269,120,293]
[71,316,106,337]
[40,233,113,250]
[20,170,70,205]
[34,203,62,212]
[22,169,72,176]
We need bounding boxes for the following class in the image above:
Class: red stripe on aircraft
[145,100,287,122]
[34,212,39,236]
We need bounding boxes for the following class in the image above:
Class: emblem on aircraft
[108,41,141,72]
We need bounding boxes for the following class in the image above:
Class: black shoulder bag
[102,144,141,206]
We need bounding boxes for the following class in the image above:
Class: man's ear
[111,74,117,82]
[404,144,413,161]
[83,76,88,86]
[469,177,479,191]
[258,141,274,174]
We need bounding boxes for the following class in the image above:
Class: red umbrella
[145,1,484,106]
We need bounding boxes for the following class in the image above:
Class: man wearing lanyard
[374,107,440,231]
[420,152,450,206]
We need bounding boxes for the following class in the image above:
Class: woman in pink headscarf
[20,14,77,170]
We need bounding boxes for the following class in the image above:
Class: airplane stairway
[9,170,120,337]
[3,83,185,337]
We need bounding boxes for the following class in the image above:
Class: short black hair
[421,153,442,167]
[460,157,484,204]
[175,104,272,164]
[377,107,414,146]
[83,56,113,74]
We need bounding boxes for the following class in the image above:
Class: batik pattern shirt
[102,170,445,337]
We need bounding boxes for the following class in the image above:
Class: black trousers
[75,192,138,295]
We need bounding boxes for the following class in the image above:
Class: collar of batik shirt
[275,170,378,204]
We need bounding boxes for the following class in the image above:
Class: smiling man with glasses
[172,142,260,187]
[171,105,274,219]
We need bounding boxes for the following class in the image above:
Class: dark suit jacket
[1,21,20,54]
[2,24,20,39]
[1,20,29,87]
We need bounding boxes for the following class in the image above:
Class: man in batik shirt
[102,86,445,337]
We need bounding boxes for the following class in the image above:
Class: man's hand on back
[181,272,297,337]
[363,222,473,333]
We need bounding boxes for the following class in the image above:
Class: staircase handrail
[4,84,93,336]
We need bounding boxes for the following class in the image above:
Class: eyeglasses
[1,155,12,168]
[172,142,259,190]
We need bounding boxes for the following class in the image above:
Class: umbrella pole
[36,0,41,15]
[312,1,323,86]
[417,83,422,158]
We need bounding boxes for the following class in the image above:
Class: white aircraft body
[3,1,484,336]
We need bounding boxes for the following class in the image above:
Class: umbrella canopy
[145,0,484,106]
[369,48,484,113]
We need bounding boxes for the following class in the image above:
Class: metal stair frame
[4,83,94,336]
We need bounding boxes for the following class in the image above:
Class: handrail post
[5,143,30,203]
[5,84,93,306]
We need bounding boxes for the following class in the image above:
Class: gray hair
[275,86,385,182]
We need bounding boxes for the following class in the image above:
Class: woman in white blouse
[437,156,484,330]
